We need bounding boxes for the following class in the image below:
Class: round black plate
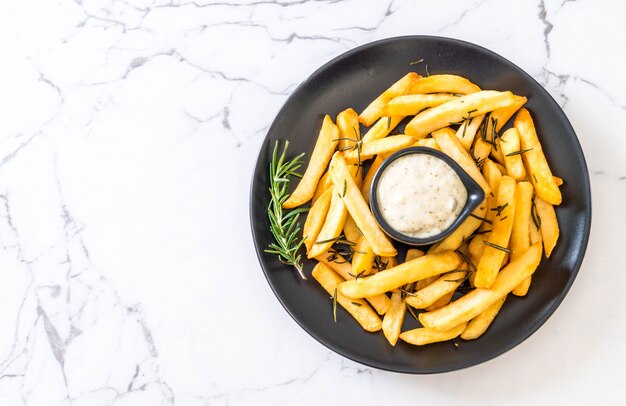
[250,36,591,373]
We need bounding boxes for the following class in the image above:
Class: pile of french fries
[283,72,562,347]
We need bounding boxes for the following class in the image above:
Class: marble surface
[0,0,625,404]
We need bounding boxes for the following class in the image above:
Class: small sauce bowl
[369,147,485,246]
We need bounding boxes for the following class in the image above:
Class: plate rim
[249,35,592,374]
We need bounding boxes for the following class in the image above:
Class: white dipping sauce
[376,154,467,239]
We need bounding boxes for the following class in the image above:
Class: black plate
[250,36,591,373]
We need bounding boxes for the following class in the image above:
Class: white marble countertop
[1,0,625,404]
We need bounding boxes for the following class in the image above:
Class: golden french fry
[494,162,507,175]
[303,188,333,253]
[383,93,457,116]
[343,215,361,245]
[460,295,506,340]
[554,176,563,186]
[420,243,542,331]
[318,257,391,315]
[405,270,466,309]
[361,116,404,143]
[510,182,533,259]
[409,74,481,95]
[425,291,454,311]
[428,201,487,254]
[472,138,492,168]
[529,205,543,246]
[308,190,348,258]
[283,115,339,208]
[432,128,491,194]
[336,108,360,150]
[499,128,527,181]
[312,171,333,204]
[382,291,406,346]
[329,153,397,257]
[312,263,382,332]
[487,95,527,165]
[414,137,441,151]
[348,159,363,188]
[535,195,559,258]
[339,251,460,299]
[405,248,425,261]
[481,159,502,231]
[474,176,516,289]
[468,234,487,262]
[359,72,421,126]
[456,114,485,151]
[352,236,375,276]
[514,108,561,205]
[343,135,415,163]
[399,322,467,346]
[361,155,384,205]
[405,91,516,139]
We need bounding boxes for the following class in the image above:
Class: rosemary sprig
[506,148,533,157]
[265,140,308,279]
[482,240,512,253]
[348,269,367,281]
[490,202,509,217]
[373,256,389,273]
[531,196,542,230]
[351,301,362,307]
[315,235,355,246]
[406,304,420,322]
[469,213,493,225]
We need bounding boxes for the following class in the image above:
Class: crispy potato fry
[499,128,527,181]
[515,108,562,205]
[456,114,485,151]
[414,137,441,150]
[481,159,503,230]
[343,135,415,163]
[554,176,563,186]
[472,138,492,168]
[405,270,467,309]
[303,188,333,252]
[361,116,404,143]
[318,257,391,315]
[343,215,361,245]
[312,263,382,332]
[361,155,384,205]
[490,147,506,166]
[510,182,533,261]
[329,153,397,257]
[382,291,406,346]
[460,295,506,340]
[399,322,467,346]
[513,275,531,297]
[339,251,461,299]
[487,95,527,165]
[475,176,516,289]
[359,72,421,126]
[409,74,481,95]
[529,209,543,246]
[425,291,454,311]
[312,171,333,204]
[535,196,559,258]
[283,115,339,208]
[336,108,360,150]
[405,248,425,261]
[494,162,507,175]
[420,243,542,331]
[383,93,457,116]
[468,234,487,261]
[428,201,487,254]
[432,128,491,194]
[405,91,516,139]
[348,159,363,188]
[308,190,348,258]
[352,236,375,276]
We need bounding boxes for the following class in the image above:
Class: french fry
[482,159,503,229]
[499,128,527,181]
[405,91,516,139]
[343,135,415,163]
[409,74,481,95]
[329,153,397,257]
[336,108,360,150]
[312,263,382,332]
[359,72,421,126]
[405,248,425,261]
[348,159,363,188]
[420,243,542,331]
[414,137,441,151]
[303,188,333,253]
[529,204,543,246]
[382,291,406,346]
[425,291,454,311]
[399,322,467,346]
[361,116,404,143]
[474,176,516,289]
[456,114,485,151]
[361,155,384,205]
[510,182,533,260]
[428,201,487,254]
[472,138,492,168]
[312,171,333,204]
[460,295,507,340]
[554,176,563,186]
[352,235,375,276]
[383,93,457,116]
[339,251,461,299]
[535,196,559,258]
[514,108,562,205]
[487,95,527,165]
[308,191,348,258]
[318,257,391,315]
[343,215,361,245]
[468,234,487,261]
[283,115,339,208]
[405,270,467,309]
[432,128,491,194]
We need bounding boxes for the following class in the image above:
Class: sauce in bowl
[376,154,468,239]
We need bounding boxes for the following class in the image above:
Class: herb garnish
[490,202,509,217]
[351,301,362,307]
[332,288,338,322]
[506,148,533,157]
[406,304,420,322]
[469,213,493,225]
[482,240,512,253]
[265,141,308,279]
[409,58,424,66]
[531,197,542,230]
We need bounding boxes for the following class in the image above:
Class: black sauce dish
[369,146,485,245]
